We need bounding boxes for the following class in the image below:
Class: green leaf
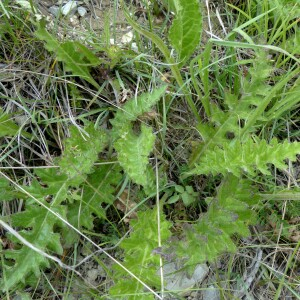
[188,49,278,168]
[111,86,167,138]
[0,166,71,291]
[175,185,184,193]
[111,87,167,193]
[114,124,156,195]
[34,21,100,88]
[0,110,20,137]
[63,164,122,246]
[188,138,300,177]
[1,205,66,291]
[0,178,18,201]
[168,0,202,65]
[167,194,180,204]
[175,175,259,265]
[110,209,172,299]
[0,109,31,138]
[59,123,108,186]
[122,6,201,122]
[181,192,196,206]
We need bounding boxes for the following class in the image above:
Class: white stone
[77,6,87,17]
[202,285,220,300]
[121,31,133,44]
[131,42,138,52]
[86,269,98,283]
[16,0,31,10]
[61,1,77,16]
[49,5,60,17]
[163,262,209,295]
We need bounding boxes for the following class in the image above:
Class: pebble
[86,269,98,282]
[61,0,78,16]
[121,31,133,44]
[77,6,87,17]
[163,262,209,295]
[48,5,60,17]
[202,285,220,300]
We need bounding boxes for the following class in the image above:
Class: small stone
[69,16,79,26]
[15,0,32,10]
[61,1,77,16]
[77,6,87,17]
[131,42,138,52]
[49,5,60,17]
[86,269,98,283]
[163,262,209,295]
[121,31,133,44]
[202,285,220,300]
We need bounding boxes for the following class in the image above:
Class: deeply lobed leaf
[188,138,300,177]
[111,86,167,138]
[111,87,166,194]
[1,123,110,289]
[1,205,66,291]
[59,123,108,186]
[63,164,122,246]
[114,124,156,195]
[110,209,172,299]
[176,175,259,265]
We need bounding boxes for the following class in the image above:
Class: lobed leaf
[114,124,156,195]
[111,86,167,138]
[188,49,276,167]
[188,138,300,177]
[110,209,172,299]
[111,87,166,193]
[175,175,259,265]
[59,123,108,186]
[63,164,122,246]
[1,205,66,291]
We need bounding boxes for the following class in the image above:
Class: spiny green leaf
[111,87,166,193]
[1,205,66,291]
[188,138,300,177]
[59,123,108,186]
[111,86,167,138]
[114,124,156,195]
[110,209,172,299]
[188,49,275,167]
[23,168,69,204]
[63,164,122,246]
[168,0,202,65]
[1,166,71,290]
[176,175,259,265]
[35,21,100,87]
